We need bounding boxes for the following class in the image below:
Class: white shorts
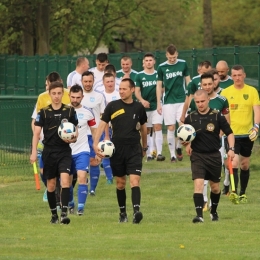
[163,103,184,126]
[146,110,163,127]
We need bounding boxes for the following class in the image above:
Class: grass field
[1,143,260,260]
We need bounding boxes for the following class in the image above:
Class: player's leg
[88,135,100,195]
[202,180,208,212]
[176,103,185,161]
[152,109,165,161]
[110,145,127,223]
[145,112,154,161]
[76,152,90,215]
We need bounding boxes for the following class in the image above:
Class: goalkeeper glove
[248,123,259,142]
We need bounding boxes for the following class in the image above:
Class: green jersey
[135,70,157,111]
[157,59,190,104]
[116,69,138,100]
[189,94,229,115]
[186,74,201,96]
[219,76,233,89]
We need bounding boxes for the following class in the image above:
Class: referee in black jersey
[183,89,235,223]
[93,78,147,224]
[30,81,78,225]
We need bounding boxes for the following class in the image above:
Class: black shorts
[190,151,222,182]
[110,143,143,177]
[225,136,253,157]
[42,147,72,180]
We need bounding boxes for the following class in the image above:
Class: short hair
[121,78,135,88]
[200,72,214,82]
[96,53,108,63]
[70,84,83,94]
[208,68,218,76]
[76,57,87,67]
[166,44,177,55]
[103,72,115,81]
[143,52,155,59]
[81,70,94,79]
[104,64,116,74]
[198,60,211,69]
[49,81,64,92]
[232,64,245,72]
[121,56,132,61]
[194,89,208,97]
[47,72,62,83]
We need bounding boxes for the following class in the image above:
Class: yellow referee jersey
[221,84,260,135]
[36,89,70,112]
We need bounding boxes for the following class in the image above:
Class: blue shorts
[38,155,44,169]
[70,152,90,175]
[88,135,96,158]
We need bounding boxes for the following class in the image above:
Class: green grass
[1,144,260,259]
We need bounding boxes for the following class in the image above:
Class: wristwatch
[229,147,235,151]
[142,147,148,152]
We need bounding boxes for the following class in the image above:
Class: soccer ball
[177,124,196,142]
[98,140,115,158]
[58,122,76,140]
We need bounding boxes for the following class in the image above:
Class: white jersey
[89,67,104,85]
[31,105,44,141]
[70,106,96,155]
[103,89,120,104]
[81,89,106,134]
[71,71,83,88]
[94,77,121,92]
[67,70,76,88]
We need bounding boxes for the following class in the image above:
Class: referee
[183,89,235,223]
[30,81,78,225]
[93,78,147,224]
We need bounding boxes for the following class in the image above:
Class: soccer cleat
[60,213,70,225]
[50,214,59,224]
[146,156,154,162]
[133,211,143,224]
[43,189,48,202]
[119,212,128,223]
[151,150,157,158]
[69,207,74,214]
[176,148,183,161]
[77,210,84,216]
[222,185,230,195]
[203,202,208,212]
[89,190,95,196]
[239,194,248,203]
[107,179,113,184]
[210,212,219,221]
[156,154,165,161]
[170,156,177,163]
[192,216,204,223]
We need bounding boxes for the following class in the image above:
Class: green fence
[0,45,260,96]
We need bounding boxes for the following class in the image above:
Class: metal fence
[0,45,259,96]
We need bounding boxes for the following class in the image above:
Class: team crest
[243,94,249,100]
[77,113,84,119]
[90,97,95,102]
[61,118,68,123]
[207,123,215,132]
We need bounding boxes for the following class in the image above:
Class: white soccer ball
[98,140,115,158]
[58,122,76,140]
[177,124,196,142]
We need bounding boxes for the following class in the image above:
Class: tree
[203,0,212,47]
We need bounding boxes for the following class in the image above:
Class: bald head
[194,89,208,98]
[194,89,210,113]
[216,60,229,80]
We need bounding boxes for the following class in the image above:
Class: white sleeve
[31,105,37,119]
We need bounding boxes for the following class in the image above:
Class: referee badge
[136,122,141,130]
[206,123,214,132]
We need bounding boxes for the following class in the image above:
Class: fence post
[35,54,39,95]
[212,47,218,67]
[137,51,144,71]
[191,48,197,77]
[234,45,240,64]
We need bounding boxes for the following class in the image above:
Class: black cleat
[156,154,166,161]
[77,210,84,216]
[60,213,70,225]
[222,185,230,195]
[176,148,183,161]
[50,214,59,224]
[210,212,219,221]
[133,211,143,224]
[171,156,177,163]
[89,190,95,196]
[146,156,154,162]
[119,212,128,223]
[192,216,204,223]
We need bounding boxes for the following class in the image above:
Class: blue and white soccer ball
[177,124,196,142]
[98,140,115,158]
[58,122,76,140]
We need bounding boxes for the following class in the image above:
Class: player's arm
[140,123,147,157]
[135,86,150,108]
[90,126,96,140]
[30,125,42,163]
[93,120,108,158]
[248,105,260,141]
[156,80,163,114]
[31,119,35,133]
[185,75,191,86]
